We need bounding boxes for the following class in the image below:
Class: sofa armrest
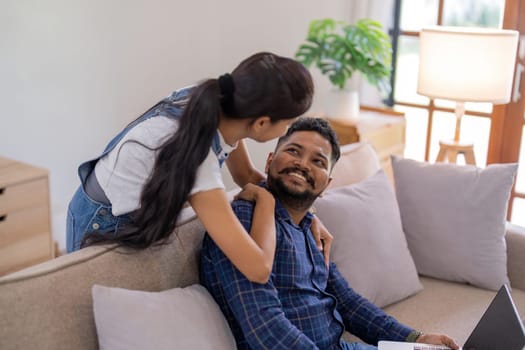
[506,222,525,291]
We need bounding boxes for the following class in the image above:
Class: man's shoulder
[231,182,272,212]
[231,199,256,214]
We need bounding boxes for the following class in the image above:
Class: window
[390,0,505,164]
[389,0,525,224]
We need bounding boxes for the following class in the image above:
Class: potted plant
[296,18,392,120]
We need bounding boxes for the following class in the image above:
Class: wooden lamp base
[436,140,476,165]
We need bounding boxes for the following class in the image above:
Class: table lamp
[417,26,519,165]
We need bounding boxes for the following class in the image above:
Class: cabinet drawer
[328,122,359,145]
[0,178,48,215]
[0,205,50,246]
[0,234,52,275]
[361,123,405,151]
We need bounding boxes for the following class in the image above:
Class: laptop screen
[463,285,525,350]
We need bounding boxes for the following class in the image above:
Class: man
[200,118,458,350]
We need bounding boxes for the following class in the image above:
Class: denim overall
[66,86,228,253]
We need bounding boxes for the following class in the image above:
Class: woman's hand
[310,215,333,267]
[234,183,274,203]
[416,333,459,349]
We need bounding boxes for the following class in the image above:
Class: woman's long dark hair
[82,52,314,249]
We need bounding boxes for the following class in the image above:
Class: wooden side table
[0,157,54,275]
[325,106,406,180]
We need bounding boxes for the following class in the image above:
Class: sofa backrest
[0,208,204,350]
[0,142,381,350]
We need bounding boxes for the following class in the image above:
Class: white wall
[2,0,363,251]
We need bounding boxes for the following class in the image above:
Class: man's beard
[267,172,318,212]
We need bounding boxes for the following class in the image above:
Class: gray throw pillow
[391,156,518,291]
[315,170,423,307]
[92,284,237,350]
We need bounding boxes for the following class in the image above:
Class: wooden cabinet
[0,157,53,275]
[326,106,406,180]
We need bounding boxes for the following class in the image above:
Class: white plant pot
[327,89,360,123]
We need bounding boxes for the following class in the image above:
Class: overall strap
[211,134,227,167]
[101,86,193,154]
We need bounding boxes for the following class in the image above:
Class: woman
[67,52,332,283]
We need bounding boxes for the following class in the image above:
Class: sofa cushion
[391,156,518,291]
[383,277,525,346]
[315,170,422,307]
[92,284,236,350]
[328,142,381,189]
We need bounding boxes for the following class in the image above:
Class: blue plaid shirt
[200,187,414,350]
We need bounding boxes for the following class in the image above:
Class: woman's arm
[226,140,265,187]
[189,186,276,283]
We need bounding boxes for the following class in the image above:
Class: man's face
[265,130,333,202]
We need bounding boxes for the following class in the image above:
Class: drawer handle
[0,188,4,195]
[0,215,5,222]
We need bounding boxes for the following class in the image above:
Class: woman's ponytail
[83,80,221,249]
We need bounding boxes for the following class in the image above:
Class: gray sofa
[1,142,524,349]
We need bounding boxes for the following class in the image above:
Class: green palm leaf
[295,18,392,94]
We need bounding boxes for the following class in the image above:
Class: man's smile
[280,167,315,188]
[289,171,306,181]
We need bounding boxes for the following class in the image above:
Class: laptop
[378,285,525,350]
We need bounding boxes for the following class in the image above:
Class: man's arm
[202,200,319,350]
[326,263,414,345]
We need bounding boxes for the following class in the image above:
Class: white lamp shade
[417,26,519,104]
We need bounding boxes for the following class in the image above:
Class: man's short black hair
[276,117,341,167]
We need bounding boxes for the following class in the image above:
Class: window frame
[388,0,524,221]
[388,0,493,162]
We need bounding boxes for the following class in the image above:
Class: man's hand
[416,333,459,349]
[310,215,333,267]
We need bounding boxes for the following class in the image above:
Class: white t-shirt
[94,116,237,216]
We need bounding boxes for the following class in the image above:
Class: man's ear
[265,152,274,174]
[318,177,333,198]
